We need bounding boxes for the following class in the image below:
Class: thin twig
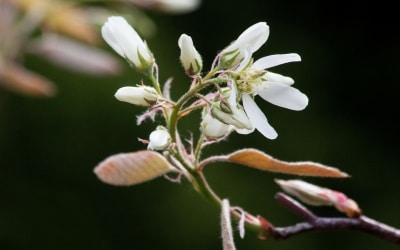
[271,193,400,244]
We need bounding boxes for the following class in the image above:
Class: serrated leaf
[94,150,175,186]
[227,148,348,177]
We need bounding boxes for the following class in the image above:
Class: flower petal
[220,22,269,68]
[229,82,238,106]
[236,22,269,53]
[236,45,252,72]
[101,22,124,57]
[264,71,294,86]
[257,82,308,111]
[252,53,301,70]
[235,127,255,135]
[242,94,277,139]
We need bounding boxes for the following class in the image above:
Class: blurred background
[1,0,399,249]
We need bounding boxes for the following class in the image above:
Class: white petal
[264,71,294,86]
[105,17,140,63]
[101,22,124,57]
[235,127,255,135]
[257,82,308,110]
[220,22,269,67]
[242,94,277,139]
[236,22,269,53]
[236,45,252,72]
[229,82,238,106]
[252,53,301,70]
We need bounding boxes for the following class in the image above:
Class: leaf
[93,150,175,186]
[0,61,56,97]
[28,34,121,75]
[275,179,362,217]
[221,199,236,250]
[226,148,349,177]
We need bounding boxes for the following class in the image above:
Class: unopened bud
[148,126,171,151]
[102,16,154,71]
[178,34,202,75]
[114,86,158,106]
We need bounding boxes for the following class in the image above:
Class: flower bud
[211,102,253,130]
[114,86,158,106]
[148,126,171,151]
[178,34,202,75]
[101,16,154,71]
[201,109,233,139]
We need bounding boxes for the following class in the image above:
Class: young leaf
[94,150,175,186]
[0,61,56,97]
[275,179,362,217]
[221,199,236,250]
[226,148,348,177]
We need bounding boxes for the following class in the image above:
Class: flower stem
[190,169,222,208]
[148,71,162,96]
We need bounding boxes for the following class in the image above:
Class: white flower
[148,126,171,151]
[114,86,158,106]
[101,16,154,70]
[178,34,202,75]
[231,53,308,140]
[219,22,269,68]
[251,54,308,110]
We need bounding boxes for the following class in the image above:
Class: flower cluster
[101,16,308,141]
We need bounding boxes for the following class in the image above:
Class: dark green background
[1,0,399,249]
